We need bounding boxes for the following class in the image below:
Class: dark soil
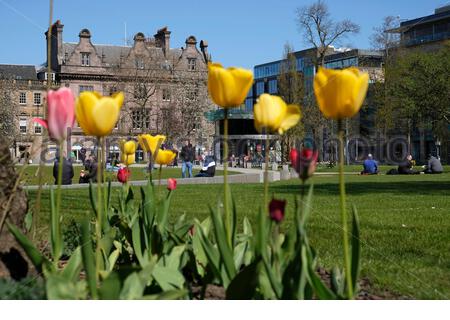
[191,267,409,300]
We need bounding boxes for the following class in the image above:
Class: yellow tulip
[154,149,176,165]
[75,91,124,137]
[253,94,301,134]
[120,140,137,155]
[208,62,254,108]
[313,67,369,119]
[121,153,135,166]
[138,134,166,154]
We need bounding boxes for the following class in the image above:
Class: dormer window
[81,53,90,66]
[188,58,196,71]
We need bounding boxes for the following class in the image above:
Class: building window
[186,88,198,101]
[268,79,277,94]
[81,53,90,66]
[162,88,171,101]
[34,123,42,134]
[256,81,265,95]
[131,109,150,129]
[134,84,147,100]
[33,92,42,105]
[19,117,27,134]
[188,58,196,71]
[135,57,144,69]
[79,85,94,94]
[19,92,26,105]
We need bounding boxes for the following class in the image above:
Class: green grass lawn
[18,165,238,185]
[25,172,450,299]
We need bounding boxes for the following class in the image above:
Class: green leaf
[6,221,51,273]
[46,274,87,300]
[61,247,83,282]
[226,259,260,299]
[197,224,222,282]
[209,206,236,282]
[80,219,98,299]
[143,289,187,300]
[162,245,185,270]
[233,241,248,271]
[351,206,361,295]
[261,255,282,299]
[131,219,145,267]
[99,271,121,300]
[152,264,185,291]
[301,246,336,300]
[88,182,98,218]
[119,272,145,299]
[231,193,237,248]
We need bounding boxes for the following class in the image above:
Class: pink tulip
[167,178,177,191]
[33,88,75,142]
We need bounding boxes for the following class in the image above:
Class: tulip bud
[117,167,130,183]
[269,198,286,223]
[188,225,195,236]
[167,178,177,191]
[290,148,318,181]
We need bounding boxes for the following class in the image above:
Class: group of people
[52,152,98,185]
[179,140,216,178]
[361,153,444,175]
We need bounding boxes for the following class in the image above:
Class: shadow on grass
[271,179,450,196]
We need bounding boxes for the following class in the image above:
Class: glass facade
[268,79,277,94]
[256,81,265,96]
[254,62,280,79]
[324,57,358,69]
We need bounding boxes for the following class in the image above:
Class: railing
[403,31,450,46]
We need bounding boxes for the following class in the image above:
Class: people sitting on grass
[195,155,216,178]
[361,153,378,175]
[53,151,74,185]
[79,154,99,183]
[398,154,420,174]
[423,154,443,174]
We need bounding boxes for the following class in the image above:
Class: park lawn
[315,164,450,173]
[18,165,238,186]
[25,173,450,299]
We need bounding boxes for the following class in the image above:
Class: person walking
[180,140,194,178]
[53,151,74,185]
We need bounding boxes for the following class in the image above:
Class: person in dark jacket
[53,152,74,185]
[423,154,443,174]
[398,154,420,174]
[180,140,195,178]
[195,155,216,178]
[79,155,99,183]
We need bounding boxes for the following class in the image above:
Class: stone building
[0,64,47,161]
[41,20,214,162]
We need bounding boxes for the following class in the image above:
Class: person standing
[180,140,194,178]
[79,154,99,183]
[53,151,74,185]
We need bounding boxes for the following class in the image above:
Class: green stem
[338,119,353,299]
[223,109,230,246]
[264,132,269,212]
[158,164,162,199]
[52,142,63,265]
[95,137,103,281]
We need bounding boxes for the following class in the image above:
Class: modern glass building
[387,5,450,49]
[207,47,384,164]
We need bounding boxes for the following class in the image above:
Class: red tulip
[188,225,195,236]
[167,178,177,191]
[269,198,286,223]
[290,148,318,181]
[33,88,75,142]
[117,167,130,183]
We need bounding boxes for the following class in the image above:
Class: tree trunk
[0,137,35,280]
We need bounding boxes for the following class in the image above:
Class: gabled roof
[0,64,37,80]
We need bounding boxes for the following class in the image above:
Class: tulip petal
[112,92,124,109]
[75,92,98,135]
[91,97,120,136]
[278,104,301,135]
[32,118,48,129]
[253,94,285,133]
[155,149,176,165]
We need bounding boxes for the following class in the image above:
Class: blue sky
[0,0,447,69]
